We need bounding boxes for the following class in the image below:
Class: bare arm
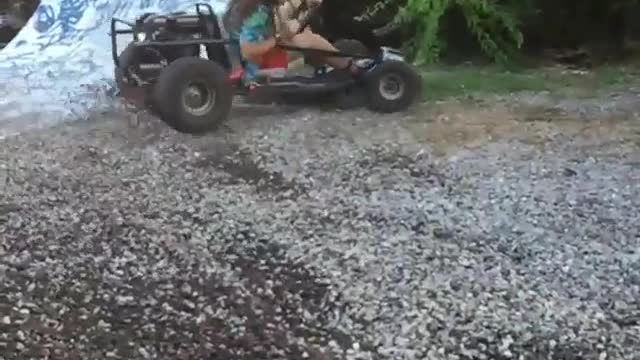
[275,0,322,38]
[275,2,300,37]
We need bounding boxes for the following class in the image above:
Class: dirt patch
[405,100,640,156]
[406,102,523,155]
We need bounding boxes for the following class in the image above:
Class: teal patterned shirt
[239,4,274,83]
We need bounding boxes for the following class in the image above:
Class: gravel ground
[1,94,640,359]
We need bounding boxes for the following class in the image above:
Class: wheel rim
[181,81,215,116]
[378,73,405,101]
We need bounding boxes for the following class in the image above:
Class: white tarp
[0,0,228,137]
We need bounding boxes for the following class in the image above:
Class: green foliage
[419,63,640,100]
[365,0,526,65]
[420,65,547,100]
[457,1,524,63]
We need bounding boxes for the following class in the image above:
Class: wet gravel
[1,97,640,359]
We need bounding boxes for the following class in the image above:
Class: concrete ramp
[0,0,228,138]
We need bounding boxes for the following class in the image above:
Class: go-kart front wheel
[365,60,422,113]
[152,57,233,134]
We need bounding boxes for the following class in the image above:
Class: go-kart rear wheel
[114,66,126,90]
[114,43,138,91]
[152,57,232,134]
[115,43,166,89]
[115,44,151,110]
[365,60,422,113]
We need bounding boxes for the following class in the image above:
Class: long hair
[223,0,276,34]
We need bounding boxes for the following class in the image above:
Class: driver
[233,0,361,84]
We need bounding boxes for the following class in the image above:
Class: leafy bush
[363,0,527,64]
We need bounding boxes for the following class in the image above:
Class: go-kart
[110,3,422,134]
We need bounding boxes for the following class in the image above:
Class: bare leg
[284,30,352,70]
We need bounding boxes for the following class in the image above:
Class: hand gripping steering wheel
[272,0,321,41]
[294,1,321,34]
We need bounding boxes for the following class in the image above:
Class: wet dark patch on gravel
[194,146,307,200]
[218,222,382,358]
[0,203,20,216]
[222,233,351,352]
[0,206,347,359]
